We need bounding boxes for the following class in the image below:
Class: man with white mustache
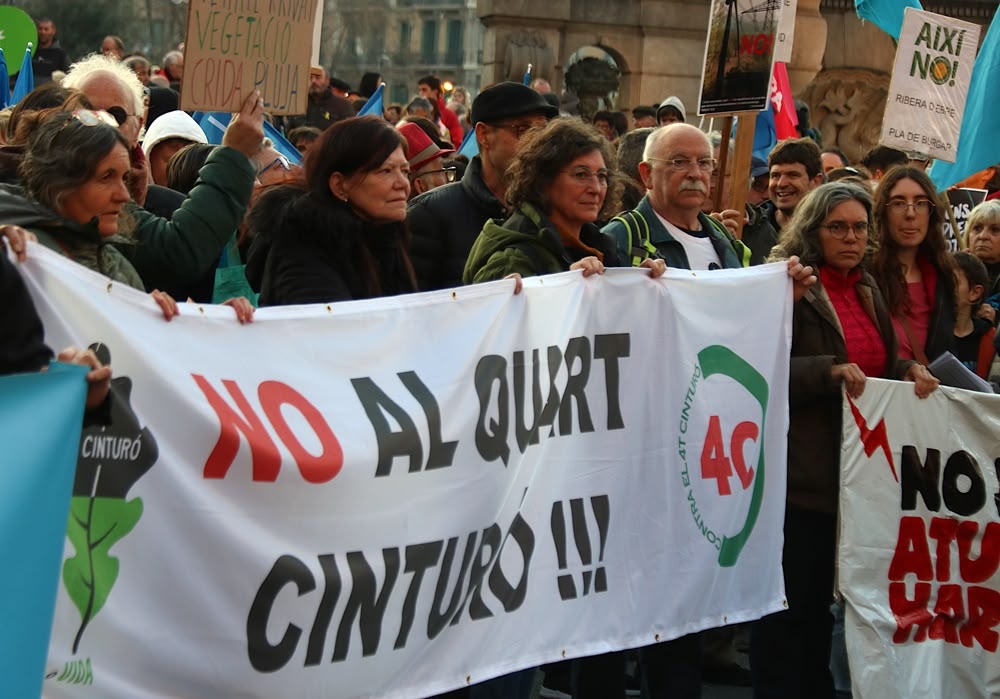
[604,123,749,270]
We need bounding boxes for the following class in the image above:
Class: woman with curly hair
[869,165,955,363]
[463,118,663,285]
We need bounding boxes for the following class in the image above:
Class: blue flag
[929,11,1000,190]
[10,43,34,106]
[0,363,88,699]
[357,83,384,118]
[191,112,302,165]
[458,126,479,158]
[855,0,923,40]
[0,49,10,109]
[731,107,777,164]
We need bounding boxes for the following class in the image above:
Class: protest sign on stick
[181,0,319,114]
[879,8,981,163]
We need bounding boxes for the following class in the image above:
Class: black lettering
[901,445,941,512]
[332,549,401,661]
[395,541,442,649]
[559,336,594,436]
[594,333,630,430]
[399,371,458,470]
[351,377,424,476]
[513,349,544,452]
[943,450,986,517]
[428,533,477,636]
[474,356,510,465]
[463,524,502,622]
[247,554,314,672]
[488,513,535,612]
[305,554,341,665]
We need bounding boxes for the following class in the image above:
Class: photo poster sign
[880,8,981,163]
[181,0,319,114]
[943,187,988,251]
[773,0,798,64]
[698,0,781,116]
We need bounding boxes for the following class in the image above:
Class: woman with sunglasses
[245,115,418,306]
[755,182,937,697]
[0,109,252,322]
[869,166,956,364]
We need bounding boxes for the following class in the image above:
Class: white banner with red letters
[18,244,791,699]
[840,379,1000,699]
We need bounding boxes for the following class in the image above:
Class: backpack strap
[704,215,752,268]
[611,210,658,268]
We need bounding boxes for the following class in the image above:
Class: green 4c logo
[679,346,768,568]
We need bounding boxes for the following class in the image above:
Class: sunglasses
[258,154,291,176]
[66,109,119,128]
[104,105,140,127]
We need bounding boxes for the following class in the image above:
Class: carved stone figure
[503,32,555,83]
[801,69,891,164]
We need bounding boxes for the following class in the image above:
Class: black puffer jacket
[406,155,507,291]
[245,186,417,306]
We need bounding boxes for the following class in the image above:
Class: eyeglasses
[647,157,718,173]
[820,221,869,239]
[258,154,291,176]
[887,199,935,215]
[563,167,611,187]
[69,109,119,128]
[492,121,544,138]
[411,166,457,183]
[105,106,140,127]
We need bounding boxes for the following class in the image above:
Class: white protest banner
[773,0,798,64]
[20,245,791,699]
[880,8,981,163]
[840,379,1000,699]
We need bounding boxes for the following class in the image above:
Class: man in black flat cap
[407,82,558,291]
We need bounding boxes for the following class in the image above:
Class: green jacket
[0,185,144,289]
[463,203,620,283]
[128,146,255,291]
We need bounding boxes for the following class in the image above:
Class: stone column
[787,0,827,94]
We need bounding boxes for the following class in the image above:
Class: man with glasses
[62,54,263,299]
[397,122,455,199]
[407,82,558,290]
[604,123,749,271]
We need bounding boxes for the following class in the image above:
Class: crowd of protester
[6,13,1000,699]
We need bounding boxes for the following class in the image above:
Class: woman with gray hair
[752,181,937,697]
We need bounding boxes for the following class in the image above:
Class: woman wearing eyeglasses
[464,118,665,285]
[870,166,956,364]
[245,116,418,306]
[754,181,937,697]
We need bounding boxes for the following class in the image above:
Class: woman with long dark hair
[246,116,418,306]
[870,166,955,363]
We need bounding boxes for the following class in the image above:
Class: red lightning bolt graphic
[846,395,897,481]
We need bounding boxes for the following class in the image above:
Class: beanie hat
[141,110,208,159]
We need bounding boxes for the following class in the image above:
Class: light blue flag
[191,112,302,165]
[730,106,777,164]
[357,83,384,118]
[0,49,10,109]
[929,11,1000,190]
[458,126,479,158]
[0,363,88,699]
[855,0,923,40]
[10,42,34,106]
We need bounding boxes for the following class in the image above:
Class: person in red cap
[397,122,455,199]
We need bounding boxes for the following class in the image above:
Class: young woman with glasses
[870,166,956,364]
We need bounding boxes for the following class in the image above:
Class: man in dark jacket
[406,82,558,291]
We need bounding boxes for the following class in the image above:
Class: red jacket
[436,97,464,146]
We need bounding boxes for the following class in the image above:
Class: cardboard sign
[943,187,988,251]
[880,8,981,163]
[773,0,797,64]
[698,0,781,116]
[180,0,319,115]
